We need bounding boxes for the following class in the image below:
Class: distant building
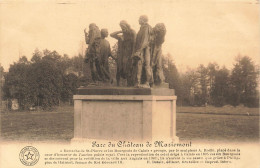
[65,67,83,77]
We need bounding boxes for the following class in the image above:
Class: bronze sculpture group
[84,15,166,88]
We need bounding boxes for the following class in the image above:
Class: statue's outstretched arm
[110,31,122,40]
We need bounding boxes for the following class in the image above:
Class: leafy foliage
[229,56,259,107]
[3,50,87,110]
[177,56,259,107]
[211,67,229,106]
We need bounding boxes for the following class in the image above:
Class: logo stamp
[19,146,40,166]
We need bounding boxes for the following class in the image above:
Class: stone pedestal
[73,87,178,142]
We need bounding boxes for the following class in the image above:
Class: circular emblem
[19,146,40,166]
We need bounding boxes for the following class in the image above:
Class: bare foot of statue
[141,82,150,88]
[134,82,150,88]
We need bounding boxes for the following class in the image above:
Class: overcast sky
[0,0,259,72]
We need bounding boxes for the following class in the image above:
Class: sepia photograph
[0,0,259,167]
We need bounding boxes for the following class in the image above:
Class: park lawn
[0,106,259,142]
[177,113,259,142]
[0,106,74,141]
[177,105,259,116]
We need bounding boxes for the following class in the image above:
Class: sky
[0,0,259,72]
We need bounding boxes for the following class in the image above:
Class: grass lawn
[177,113,259,142]
[177,105,259,116]
[0,106,74,142]
[0,105,259,142]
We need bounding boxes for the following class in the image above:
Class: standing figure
[132,15,153,88]
[84,23,102,82]
[150,23,166,85]
[99,28,115,82]
[110,20,136,86]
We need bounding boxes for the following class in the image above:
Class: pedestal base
[73,87,178,142]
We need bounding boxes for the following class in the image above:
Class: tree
[3,60,31,109]
[229,56,259,107]
[207,63,219,104]
[30,58,63,109]
[196,64,209,106]
[163,54,182,104]
[179,68,200,106]
[61,73,79,103]
[211,66,230,106]
[71,54,92,86]
[18,56,29,64]
[0,64,5,105]
[31,48,42,63]
[3,50,75,109]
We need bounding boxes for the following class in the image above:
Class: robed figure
[132,15,153,88]
[84,23,102,82]
[150,23,166,85]
[110,20,136,86]
[85,24,114,83]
